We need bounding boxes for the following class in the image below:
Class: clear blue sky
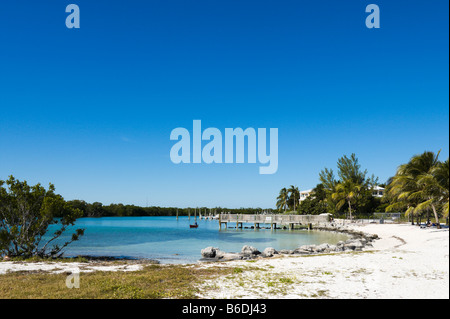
[0,0,448,208]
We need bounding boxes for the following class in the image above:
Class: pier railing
[219,213,330,226]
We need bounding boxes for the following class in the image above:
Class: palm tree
[433,158,449,218]
[325,154,376,220]
[288,185,300,212]
[385,162,422,224]
[276,188,289,213]
[331,180,362,220]
[386,151,445,228]
[319,168,339,215]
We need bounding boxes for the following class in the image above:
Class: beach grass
[0,263,234,299]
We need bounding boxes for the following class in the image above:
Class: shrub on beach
[0,175,84,258]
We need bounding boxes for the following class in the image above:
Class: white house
[371,185,385,197]
[299,189,314,202]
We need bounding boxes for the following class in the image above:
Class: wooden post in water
[176,209,179,220]
[188,209,190,220]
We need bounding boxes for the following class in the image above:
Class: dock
[218,213,330,230]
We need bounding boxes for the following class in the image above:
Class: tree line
[66,201,272,218]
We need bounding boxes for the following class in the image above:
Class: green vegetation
[278,153,383,217]
[277,151,449,224]
[276,188,289,212]
[278,277,294,284]
[67,200,274,218]
[276,185,300,212]
[385,151,449,227]
[0,264,233,299]
[297,184,328,216]
[233,267,244,274]
[320,153,379,219]
[287,185,300,212]
[0,176,84,258]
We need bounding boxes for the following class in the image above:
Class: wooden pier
[218,213,330,230]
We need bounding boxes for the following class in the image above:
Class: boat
[190,224,198,228]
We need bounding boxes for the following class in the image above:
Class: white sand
[0,260,143,274]
[1,223,448,299]
[197,223,449,299]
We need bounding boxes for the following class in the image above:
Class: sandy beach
[1,223,448,299]
[196,223,449,299]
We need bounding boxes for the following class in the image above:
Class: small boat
[190,223,199,228]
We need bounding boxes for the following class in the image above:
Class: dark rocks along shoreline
[200,226,379,262]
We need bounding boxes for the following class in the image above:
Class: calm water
[48,216,348,264]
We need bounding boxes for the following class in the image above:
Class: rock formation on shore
[200,227,379,262]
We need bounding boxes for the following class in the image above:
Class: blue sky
[0,0,448,208]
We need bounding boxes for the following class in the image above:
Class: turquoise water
[48,216,348,264]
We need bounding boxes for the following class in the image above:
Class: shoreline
[1,223,448,299]
[0,225,365,267]
[196,223,449,298]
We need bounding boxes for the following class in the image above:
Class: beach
[196,223,449,299]
[1,223,448,299]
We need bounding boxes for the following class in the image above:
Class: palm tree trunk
[347,200,353,220]
[406,206,414,225]
[431,204,441,229]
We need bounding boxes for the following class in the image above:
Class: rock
[353,240,364,251]
[343,243,356,251]
[299,245,316,252]
[279,249,294,254]
[241,245,261,255]
[220,253,243,261]
[315,243,330,253]
[343,240,364,251]
[335,245,345,252]
[201,247,217,258]
[200,226,377,262]
[262,247,278,257]
[328,244,337,252]
[293,248,310,255]
[215,249,227,258]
